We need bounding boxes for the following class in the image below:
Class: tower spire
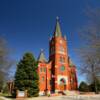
[54,16,62,37]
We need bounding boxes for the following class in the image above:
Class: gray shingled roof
[68,57,75,67]
[37,49,47,62]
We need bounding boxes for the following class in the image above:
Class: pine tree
[79,81,89,92]
[14,52,39,97]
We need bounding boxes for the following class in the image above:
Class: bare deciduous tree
[77,7,100,93]
[0,37,14,90]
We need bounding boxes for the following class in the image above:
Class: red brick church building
[37,17,78,95]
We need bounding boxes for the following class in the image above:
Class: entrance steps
[50,91,79,96]
[66,91,79,95]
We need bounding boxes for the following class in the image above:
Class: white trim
[38,64,40,67]
[60,40,63,44]
[58,51,65,55]
[47,91,50,94]
[39,91,45,96]
[55,65,57,68]
[55,90,59,93]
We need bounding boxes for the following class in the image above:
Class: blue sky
[0,0,100,84]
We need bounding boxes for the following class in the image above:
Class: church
[37,17,78,95]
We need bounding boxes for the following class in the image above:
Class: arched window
[42,76,44,81]
[44,68,46,72]
[60,56,63,62]
[59,46,64,52]
[40,67,42,72]
[59,56,65,63]
[62,57,65,62]
[40,67,46,73]
[60,78,66,85]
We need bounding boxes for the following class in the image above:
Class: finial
[56,16,59,20]
[64,35,67,40]
[49,33,52,41]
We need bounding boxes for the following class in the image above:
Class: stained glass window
[60,66,65,71]
[40,68,42,72]
[44,68,46,72]
[42,76,44,81]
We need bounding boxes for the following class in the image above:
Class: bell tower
[49,17,70,92]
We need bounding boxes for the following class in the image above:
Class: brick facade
[37,18,78,95]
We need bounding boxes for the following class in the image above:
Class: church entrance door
[59,78,66,91]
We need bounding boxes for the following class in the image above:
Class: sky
[0,0,100,84]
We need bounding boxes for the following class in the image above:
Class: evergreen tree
[89,79,100,92]
[14,52,39,97]
[79,81,89,92]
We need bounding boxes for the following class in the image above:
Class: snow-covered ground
[1,95,100,100]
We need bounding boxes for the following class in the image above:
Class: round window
[60,66,65,71]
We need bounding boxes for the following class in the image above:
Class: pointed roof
[64,35,67,40]
[37,49,47,63]
[68,57,75,67]
[54,16,62,37]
